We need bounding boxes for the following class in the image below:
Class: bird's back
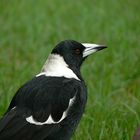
[0,76,87,140]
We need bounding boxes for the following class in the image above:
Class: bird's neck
[39,54,81,81]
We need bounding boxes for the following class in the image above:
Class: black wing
[0,75,83,140]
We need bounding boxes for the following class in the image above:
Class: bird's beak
[82,43,107,57]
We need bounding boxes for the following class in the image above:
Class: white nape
[36,54,80,81]
[26,96,75,125]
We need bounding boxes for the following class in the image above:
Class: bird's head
[41,40,107,80]
[52,40,106,68]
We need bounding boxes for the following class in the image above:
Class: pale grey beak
[82,43,107,57]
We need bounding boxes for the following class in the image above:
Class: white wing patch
[26,96,75,125]
[26,113,67,125]
[11,106,16,110]
[36,54,80,81]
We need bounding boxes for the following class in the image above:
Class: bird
[0,40,107,140]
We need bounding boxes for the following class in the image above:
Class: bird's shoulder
[15,75,84,102]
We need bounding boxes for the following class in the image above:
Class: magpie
[0,40,106,140]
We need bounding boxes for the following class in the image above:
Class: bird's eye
[75,48,81,55]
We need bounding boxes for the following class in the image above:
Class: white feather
[36,54,80,81]
[11,106,16,110]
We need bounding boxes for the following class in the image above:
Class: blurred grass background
[0,0,140,139]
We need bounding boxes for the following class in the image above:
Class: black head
[51,40,107,78]
[52,40,85,70]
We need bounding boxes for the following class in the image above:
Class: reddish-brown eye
[75,49,81,55]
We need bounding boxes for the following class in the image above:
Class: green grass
[0,0,140,139]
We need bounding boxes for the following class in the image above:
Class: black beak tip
[100,45,107,49]
[96,45,107,51]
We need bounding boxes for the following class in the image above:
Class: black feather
[0,76,87,140]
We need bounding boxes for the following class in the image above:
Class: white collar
[36,54,80,81]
